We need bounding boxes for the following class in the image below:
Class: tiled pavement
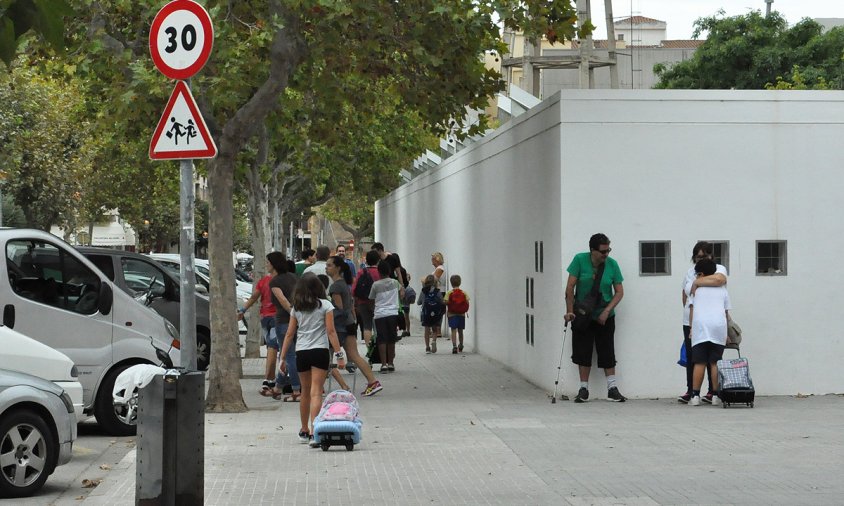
[86,318,844,505]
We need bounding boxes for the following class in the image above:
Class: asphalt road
[15,418,136,505]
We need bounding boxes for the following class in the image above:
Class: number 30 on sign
[150,0,214,80]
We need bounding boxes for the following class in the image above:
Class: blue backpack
[422,289,443,318]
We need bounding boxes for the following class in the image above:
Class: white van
[0,325,85,421]
[0,229,180,435]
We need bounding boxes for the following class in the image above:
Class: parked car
[0,325,85,422]
[148,254,253,298]
[1,229,180,436]
[77,248,213,370]
[0,368,76,498]
[147,254,250,334]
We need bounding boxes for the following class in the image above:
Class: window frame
[701,240,730,273]
[6,238,101,315]
[639,240,672,276]
[756,240,787,276]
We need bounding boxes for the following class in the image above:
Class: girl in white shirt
[369,260,404,372]
[280,273,345,446]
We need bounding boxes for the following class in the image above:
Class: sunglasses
[596,248,611,255]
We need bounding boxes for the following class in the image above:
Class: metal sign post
[149,0,216,370]
[141,1,215,503]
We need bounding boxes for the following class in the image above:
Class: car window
[155,260,207,291]
[194,272,210,291]
[121,258,166,297]
[86,254,116,281]
[6,239,101,314]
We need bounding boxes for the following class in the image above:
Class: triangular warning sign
[150,81,217,160]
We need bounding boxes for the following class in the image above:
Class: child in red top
[239,255,286,395]
[443,274,469,354]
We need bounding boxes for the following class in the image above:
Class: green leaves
[0,60,93,230]
[0,0,74,64]
[655,10,844,90]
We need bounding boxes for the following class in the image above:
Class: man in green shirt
[294,249,315,277]
[564,233,626,403]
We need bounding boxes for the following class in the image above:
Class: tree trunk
[242,128,270,359]
[205,152,247,413]
[204,2,306,412]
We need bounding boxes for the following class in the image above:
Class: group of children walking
[418,273,469,355]
[244,245,473,447]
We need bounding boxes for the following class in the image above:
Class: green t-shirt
[566,252,624,318]
[294,261,309,277]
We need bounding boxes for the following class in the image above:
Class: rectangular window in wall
[757,240,787,275]
[708,240,730,273]
[640,241,671,275]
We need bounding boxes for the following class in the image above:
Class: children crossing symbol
[149,80,217,160]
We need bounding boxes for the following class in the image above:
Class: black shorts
[571,316,616,369]
[691,341,725,364]
[296,348,330,372]
[345,323,358,336]
[356,302,375,331]
[374,315,399,343]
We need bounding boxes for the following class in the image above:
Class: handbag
[572,262,605,332]
[678,342,688,367]
[726,314,742,349]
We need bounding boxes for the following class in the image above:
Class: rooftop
[614,15,666,26]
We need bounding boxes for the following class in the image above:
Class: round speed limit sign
[150,0,214,80]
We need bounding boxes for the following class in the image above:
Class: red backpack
[447,289,469,314]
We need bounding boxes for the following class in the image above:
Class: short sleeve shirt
[269,272,298,324]
[385,253,402,278]
[255,276,275,318]
[292,299,333,351]
[688,285,731,347]
[369,277,401,319]
[682,264,728,325]
[328,279,352,329]
[566,253,624,318]
[304,261,327,277]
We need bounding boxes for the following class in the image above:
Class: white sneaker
[711,395,722,406]
[689,395,701,406]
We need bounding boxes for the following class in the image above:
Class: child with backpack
[418,274,444,353]
[444,274,469,354]
[351,250,381,346]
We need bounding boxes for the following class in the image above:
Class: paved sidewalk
[86,319,844,505]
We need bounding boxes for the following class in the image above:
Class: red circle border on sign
[149,0,214,80]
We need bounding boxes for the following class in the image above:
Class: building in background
[50,210,137,250]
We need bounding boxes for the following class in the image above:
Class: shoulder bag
[572,261,605,332]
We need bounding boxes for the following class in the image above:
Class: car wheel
[95,364,138,436]
[0,409,57,498]
[196,329,211,371]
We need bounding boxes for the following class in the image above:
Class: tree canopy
[654,11,844,90]
[0,0,73,64]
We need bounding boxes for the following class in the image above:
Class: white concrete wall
[377,89,844,398]
[376,97,564,383]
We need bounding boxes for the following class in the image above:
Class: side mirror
[3,305,14,328]
[195,284,208,295]
[98,283,113,315]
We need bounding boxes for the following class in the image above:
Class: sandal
[279,392,301,402]
[259,381,274,396]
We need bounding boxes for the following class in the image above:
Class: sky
[587,0,844,40]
